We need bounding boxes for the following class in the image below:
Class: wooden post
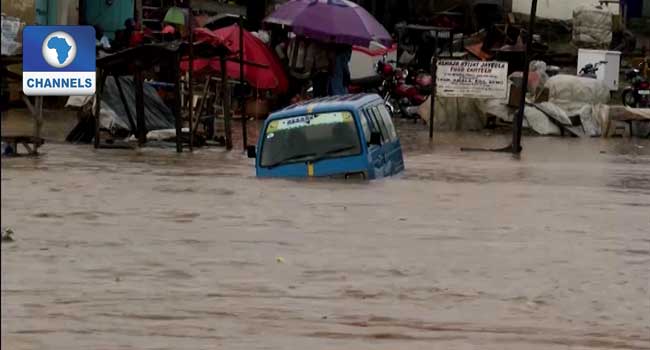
[134,68,146,146]
[239,16,247,150]
[33,96,43,153]
[511,0,538,154]
[221,56,233,150]
[187,0,194,151]
[135,0,143,30]
[173,54,183,153]
[94,70,105,149]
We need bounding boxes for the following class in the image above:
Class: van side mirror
[369,131,382,145]
[246,145,257,158]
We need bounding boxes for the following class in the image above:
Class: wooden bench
[1,136,45,156]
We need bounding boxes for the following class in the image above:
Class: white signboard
[436,60,509,99]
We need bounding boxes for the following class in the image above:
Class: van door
[374,104,404,175]
[368,105,396,176]
[362,109,386,178]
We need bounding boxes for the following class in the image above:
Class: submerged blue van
[248,94,405,179]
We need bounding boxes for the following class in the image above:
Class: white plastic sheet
[546,74,610,114]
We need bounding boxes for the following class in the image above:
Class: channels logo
[23,26,96,96]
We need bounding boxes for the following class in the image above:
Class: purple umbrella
[265,0,392,47]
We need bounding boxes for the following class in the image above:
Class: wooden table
[1,55,44,155]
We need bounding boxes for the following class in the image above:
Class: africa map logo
[23,25,95,96]
[42,31,77,68]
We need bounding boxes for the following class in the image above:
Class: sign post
[436,60,509,99]
[511,0,538,154]
[429,34,438,139]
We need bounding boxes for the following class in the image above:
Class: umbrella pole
[239,15,247,151]
[187,0,194,151]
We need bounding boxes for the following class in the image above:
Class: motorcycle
[375,55,432,119]
[622,67,650,108]
[579,61,607,79]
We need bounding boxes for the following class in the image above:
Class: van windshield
[260,111,361,168]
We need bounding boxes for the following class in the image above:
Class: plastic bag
[529,60,549,94]
[1,15,22,56]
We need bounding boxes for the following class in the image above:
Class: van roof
[268,94,381,121]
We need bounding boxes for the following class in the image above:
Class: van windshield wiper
[324,145,357,156]
[265,146,357,169]
[266,152,318,169]
[309,145,358,163]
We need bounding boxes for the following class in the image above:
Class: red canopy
[192,27,223,46]
[181,25,288,94]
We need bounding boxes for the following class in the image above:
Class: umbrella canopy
[265,0,392,47]
[181,25,288,94]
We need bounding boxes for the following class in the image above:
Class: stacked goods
[572,5,613,49]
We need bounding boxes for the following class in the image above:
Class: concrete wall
[512,0,619,20]
[84,0,133,38]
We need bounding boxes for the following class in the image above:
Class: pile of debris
[417,58,650,138]
[65,76,176,143]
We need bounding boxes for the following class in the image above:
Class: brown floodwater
[2,115,650,350]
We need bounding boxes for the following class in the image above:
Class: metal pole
[187,0,194,151]
[239,16,247,150]
[511,0,538,154]
[429,32,438,139]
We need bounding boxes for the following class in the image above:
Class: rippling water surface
[2,118,650,349]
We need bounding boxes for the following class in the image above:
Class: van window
[377,105,398,141]
[363,109,381,138]
[370,107,390,142]
[358,111,372,142]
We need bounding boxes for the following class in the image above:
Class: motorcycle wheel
[622,90,638,107]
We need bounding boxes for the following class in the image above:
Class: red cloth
[129,32,144,47]
[162,25,176,34]
[181,25,288,94]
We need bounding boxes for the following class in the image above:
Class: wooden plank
[192,76,212,136]
[21,95,35,115]
[33,96,43,153]
[94,70,105,149]
[221,56,232,150]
